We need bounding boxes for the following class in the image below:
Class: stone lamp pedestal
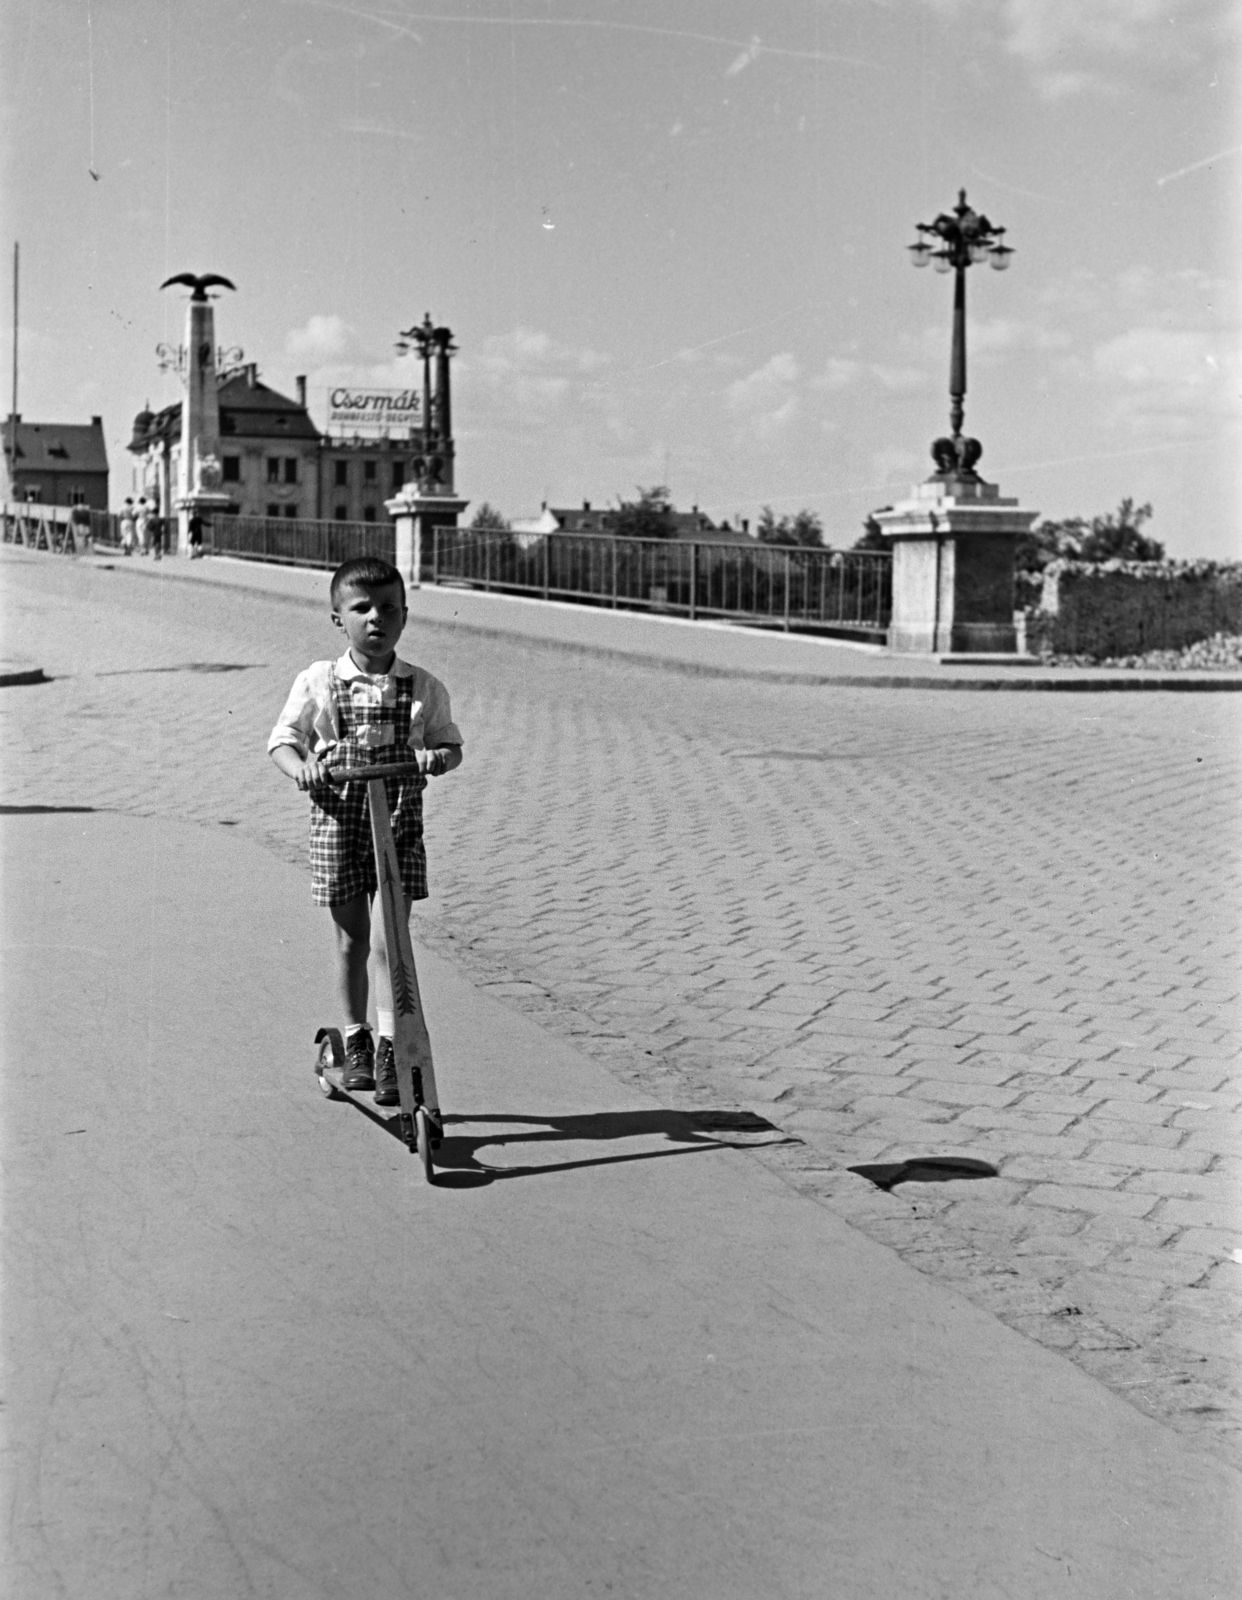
[874,473,1038,654]
[386,489,469,587]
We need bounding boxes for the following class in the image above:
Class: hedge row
[1022,559,1242,659]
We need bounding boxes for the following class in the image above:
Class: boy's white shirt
[267,652,463,760]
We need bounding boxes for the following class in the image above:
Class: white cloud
[286,314,353,362]
[470,326,610,380]
[811,356,928,393]
[1091,326,1237,434]
[922,0,1228,96]
[813,357,862,392]
[872,446,924,483]
[725,352,801,438]
[450,326,620,438]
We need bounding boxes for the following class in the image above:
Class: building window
[392,461,405,491]
[267,503,281,518]
[68,489,88,506]
[24,487,41,501]
[284,505,298,519]
[283,458,298,484]
[266,458,280,483]
[364,459,377,483]
[334,505,347,522]
[222,456,241,482]
[334,460,348,487]
[363,505,377,523]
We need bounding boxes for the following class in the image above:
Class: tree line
[471,488,1165,568]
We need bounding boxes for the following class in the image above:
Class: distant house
[546,499,755,544]
[2,415,109,508]
[509,505,561,549]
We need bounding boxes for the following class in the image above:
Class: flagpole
[9,241,17,502]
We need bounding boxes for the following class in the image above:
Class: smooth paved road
[3,546,1240,1596]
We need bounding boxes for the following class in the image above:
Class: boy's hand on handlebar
[413,747,454,777]
[296,755,334,792]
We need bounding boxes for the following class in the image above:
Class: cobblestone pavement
[6,548,1240,1467]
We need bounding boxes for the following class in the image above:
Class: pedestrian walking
[119,498,137,555]
[70,502,92,552]
[150,508,164,561]
[187,512,204,558]
[267,557,464,1105]
[136,499,153,556]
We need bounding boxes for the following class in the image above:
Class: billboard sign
[327,387,424,433]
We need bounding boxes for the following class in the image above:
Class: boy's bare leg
[330,893,372,1027]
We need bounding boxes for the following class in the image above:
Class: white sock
[376,1008,394,1041]
[345,1021,370,1039]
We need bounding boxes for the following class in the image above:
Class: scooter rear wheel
[314,1028,344,1099]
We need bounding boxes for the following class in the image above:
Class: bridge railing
[430,528,891,636]
[204,515,396,568]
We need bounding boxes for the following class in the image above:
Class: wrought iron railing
[430,529,891,635]
[205,515,396,568]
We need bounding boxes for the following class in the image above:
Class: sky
[2,0,1239,557]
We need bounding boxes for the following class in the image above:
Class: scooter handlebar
[330,760,427,783]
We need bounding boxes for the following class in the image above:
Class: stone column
[172,296,231,551]
[874,473,1037,655]
[386,490,469,588]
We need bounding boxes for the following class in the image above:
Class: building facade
[129,366,419,524]
[2,415,109,508]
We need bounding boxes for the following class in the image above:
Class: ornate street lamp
[155,342,244,382]
[395,312,457,493]
[908,189,1013,476]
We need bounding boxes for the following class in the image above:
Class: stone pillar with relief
[167,283,233,553]
[874,439,1037,655]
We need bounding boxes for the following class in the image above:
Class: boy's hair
[330,557,406,610]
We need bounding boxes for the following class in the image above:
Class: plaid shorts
[308,668,429,907]
[309,776,427,907]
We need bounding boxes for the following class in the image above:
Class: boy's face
[331,579,408,664]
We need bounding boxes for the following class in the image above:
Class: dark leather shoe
[373,1037,399,1106]
[341,1028,375,1090]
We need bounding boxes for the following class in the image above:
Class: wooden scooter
[314,760,442,1183]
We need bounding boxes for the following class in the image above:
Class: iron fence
[205,515,396,568]
[431,529,891,635]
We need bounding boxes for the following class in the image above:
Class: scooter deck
[314,1042,442,1162]
[317,1062,406,1130]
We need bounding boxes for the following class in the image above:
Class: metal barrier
[205,515,396,568]
[430,529,891,636]
[1,500,112,553]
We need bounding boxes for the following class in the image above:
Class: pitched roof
[548,503,756,545]
[3,417,109,474]
[129,372,318,450]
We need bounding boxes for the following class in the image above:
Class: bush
[1017,498,1163,572]
[613,485,676,540]
[469,502,510,532]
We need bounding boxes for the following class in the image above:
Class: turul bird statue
[159,273,237,301]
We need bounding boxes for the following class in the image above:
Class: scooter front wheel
[415,1107,435,1184]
